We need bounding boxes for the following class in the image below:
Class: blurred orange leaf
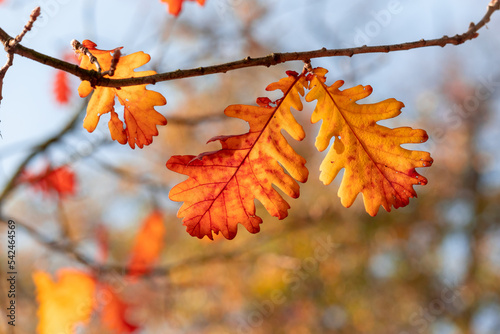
[77,40,167,149]
[167,71,308,240]
[306,67,433,215]
[161,0,205,16]
[33,269,96,334]
[127,211,166,276]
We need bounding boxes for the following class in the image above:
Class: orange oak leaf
[33,269,96,334]
[97,284,138,333]
[306,67,433,216]
[77,40,167,149]
[167,71,309,240]
[161,0,205,16]
[20,165,76,198]
[127,211,166,276]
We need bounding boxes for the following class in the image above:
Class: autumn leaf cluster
[64,39,433,240]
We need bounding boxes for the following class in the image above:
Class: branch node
[71,39,102,73]
[270,52,281,65]
[303,59,313,75]
[101,48,121,77]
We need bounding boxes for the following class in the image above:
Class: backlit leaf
[306,67,433,216]
[77,40,167,149]
[33,269,95,334]
[167,71,308,240]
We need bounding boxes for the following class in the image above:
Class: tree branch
[0,7,40,102]
[0,1,498,89]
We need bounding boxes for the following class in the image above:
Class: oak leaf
[306,67,433,216]
[167,71,308,240]
[33,269,96,334]
[127,211,166,276]
[161,0,205,16]
[77,40,167,149]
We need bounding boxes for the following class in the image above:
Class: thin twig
[71,39,102,73]
[14,7,41,43]
[0,1,498,89]
[0,215,95,268]
[0,7,40,102]
[102,48,121,77]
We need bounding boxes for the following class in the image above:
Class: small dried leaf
[77,40,167,149]
[98,284,138,333]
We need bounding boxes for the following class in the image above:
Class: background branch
[0,99,85,207]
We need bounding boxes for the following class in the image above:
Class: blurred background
[0,0,499,333]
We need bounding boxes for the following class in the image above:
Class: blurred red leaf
[54,70,71,104]
[98,284,138,333]
[20,165,76,198]
[127,211,166,277]
[53,53,77,105]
